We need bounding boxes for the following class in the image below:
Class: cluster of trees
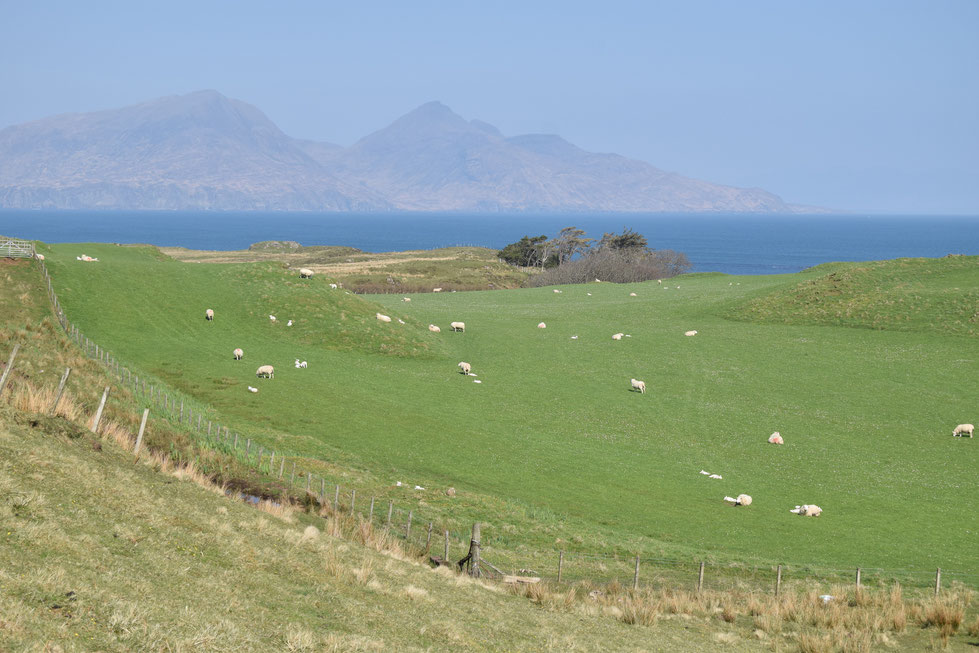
[497,227,691,285]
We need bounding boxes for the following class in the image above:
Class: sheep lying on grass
[233,348,243,360]
[684,330,698,336]
[790,504,822,517]
[768,432,784,445]
[428,324,441,333]
[295,359,307,369]
[299,268,314,278]
[205,309,214,321]
[269,315,276,322]
[724,494,752,506]
[450,321,465,332]
[612,333,623,340]
[537,322,546,329]
[629,292,637,297]
[329,283,338,289]
[458,362,472,375]
[630,378,646,394]
[403,297,411,302]
[256,365,275,379]
[953,423,974,437]
[376,313,392,323]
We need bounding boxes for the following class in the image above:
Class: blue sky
[1,1,977,213]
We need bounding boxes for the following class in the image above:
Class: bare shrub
[527,248,691,287]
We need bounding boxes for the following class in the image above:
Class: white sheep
[724,495,752,506]
[269,315,276,322]
[570,335,578,339]
[537,322,546,329]
[397,319,405,324]
[256,365,275,379]
[35,253,45,261]
[433,287,442,292]
[233,348,243,360]
[402,297,411,302]
[709,474,723,480]
[629,292,637,297]
[329,283,338,289]
[428,324,441,333]
[630,378,646,394]
[458,362,472,375]
[684,330,698,336]
[553,289,562,293]
[450,321,465,332]
[473,379,482,384]
[953,424,974,437]
[298,360,308,369]
[657,279,662,284]
[205,309,214,321]
[376,313,392,323]
[790,505,822,517]
[287,320,293,326]
[247,386,258,393]
[768,432,784,445]
[612,333,623,340]
[299,268,314,278]
[587,293,592,296]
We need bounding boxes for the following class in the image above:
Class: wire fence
[12,245,976,599]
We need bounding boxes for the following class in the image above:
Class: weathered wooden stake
[290,462,296,484]
[855,567,862,590]
[558,551,564,583]
[697,561,705,592]
[233,433,239,449]
[386,501,393,528]
[306,474,311,492]
[460,523,480,577]
[269,450,275,469]
[935,568,942,596]
[351,489,356,513]
[443,530,449,564]
[320,478,325,503]
[90,386,110,433]
[197,413,202,430]
[133,409,150,457]
[0,343,20,397]
[49,367,71,415]
[633,555,641,590]
[207,420,212,436]
[333,485,340,513]
[278,457,285,479]
[246,439,251,457]
[179,399,184,422]
[775,565,783,596]
[426,522,433,552]
[405,511,413,540]
[368,497,375,522]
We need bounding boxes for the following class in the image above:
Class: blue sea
[1,210,977,276]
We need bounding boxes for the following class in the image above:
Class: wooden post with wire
[558,551,564,583]
[0,343,21,397]
[456,523,481,577]
[91,386,110,433]
[775,565,783,597]
[633,555,640,590]
[49,367,71,415]
[133,409,150,458]
[697,561,705,592]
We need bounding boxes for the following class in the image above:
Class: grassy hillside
[38,243,979,577]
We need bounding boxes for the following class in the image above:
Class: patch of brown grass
[795,631,832,653]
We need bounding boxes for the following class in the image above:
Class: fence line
[19,249,977,596]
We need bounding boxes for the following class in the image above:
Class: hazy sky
[2,1,977,213]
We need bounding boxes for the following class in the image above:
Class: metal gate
[0,238,35,258]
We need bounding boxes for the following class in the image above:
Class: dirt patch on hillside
[0,258,28,266]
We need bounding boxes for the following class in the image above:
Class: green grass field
[38,243,979,577]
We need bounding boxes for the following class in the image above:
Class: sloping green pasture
[42,243,979,573]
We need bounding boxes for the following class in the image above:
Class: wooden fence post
[461,523,480,577]
[405,511,413,540]
[306,474,311,492]
[855,567,861,591]
[233,433,239,449]
[386,501,393,528]
[633,555,641,590]
[49,367,71,415]
[426,522,433,552]
[269,450,275,469]
[133,409,150,457]
[443,530,449,564]
[368,497,375,522]
[246,439,251,457]
[197,413,202,430]
[278,457,285,479]
[775,565,783,597]
[558,551,564,583]
[334,485,340,513]
[179,399,183,422]
[320,478,326,504]
[90,386,110,433]
[0,343,20,397]
[935,568,941,596]
[290,462,295,485]
[207,420,212,436]
[350,489,356,514]
[697,561,705,592]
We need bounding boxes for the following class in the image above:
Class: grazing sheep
[269,315,276,322]
[657,279,662,284]
[397,318,405,324]
[709,474,723,480]
[612,333,623,340]
[433,287,442,292]
[587,292,592,296]
[684,330,698,336]
[35,253,45,261]
[287,320,293,326]
[299,360,307,368]
[724,495,752,506]
[458,362,471,375]
[414,485,425,490]
[553,289,562,293]
[299,268,314,279]
[790,505,822,517]
[473,379,482,384]
[376,313,392,322]
[571,335,578,339]
[768,432,784,445]
[630,378,646,394]
[205,309,214,321]
[256,365,275,379]
[247,386,258,393]
[402,297,411,302]
[446,487,456,497]
[428,324,441,333]
[953,424,974,437]
[450,321,465,332]
[233,348,243,360]
[537,322,546,329]
[629,292,637,296]
[329,283,338,289]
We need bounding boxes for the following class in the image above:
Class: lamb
[458,362,472,375]
[450,321,465,332]
[35,253,44,261]
[205,309,214,321]
[428,324,441,333]
[299,268,314,279]
[708,474,723,480]
[953,424,974,437]
[247,386,258,393]
[255,365,275,379]
[657,279,662,284]
[398,319,405,324]
[287,320,293,326]
[790,505,822,517]
[684,330,698,336]
[329,283,338,289]
[294,359,307,369]
[553,289,562,293]
[629,292,637,296]
[269,315,276,322]
[376,313,392,322]
[630,378,646,394]
[768,432,784,445]
[402,297,411,302]
[233,348,243,360]
[537,322,546,329]
[433,288,442,292]
[612,333,623,340]
[724,494,752,506]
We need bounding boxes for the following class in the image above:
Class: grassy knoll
[163,243,530,293]
[39,243,979,579]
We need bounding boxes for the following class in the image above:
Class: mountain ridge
[0,90,812,213]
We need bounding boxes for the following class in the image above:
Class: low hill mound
[729,256,979,336]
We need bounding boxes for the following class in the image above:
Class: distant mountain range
[0,90,810,213]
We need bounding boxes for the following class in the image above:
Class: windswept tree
[553,226,594,264]
[597,228,649,252]
[497,235,557,268]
